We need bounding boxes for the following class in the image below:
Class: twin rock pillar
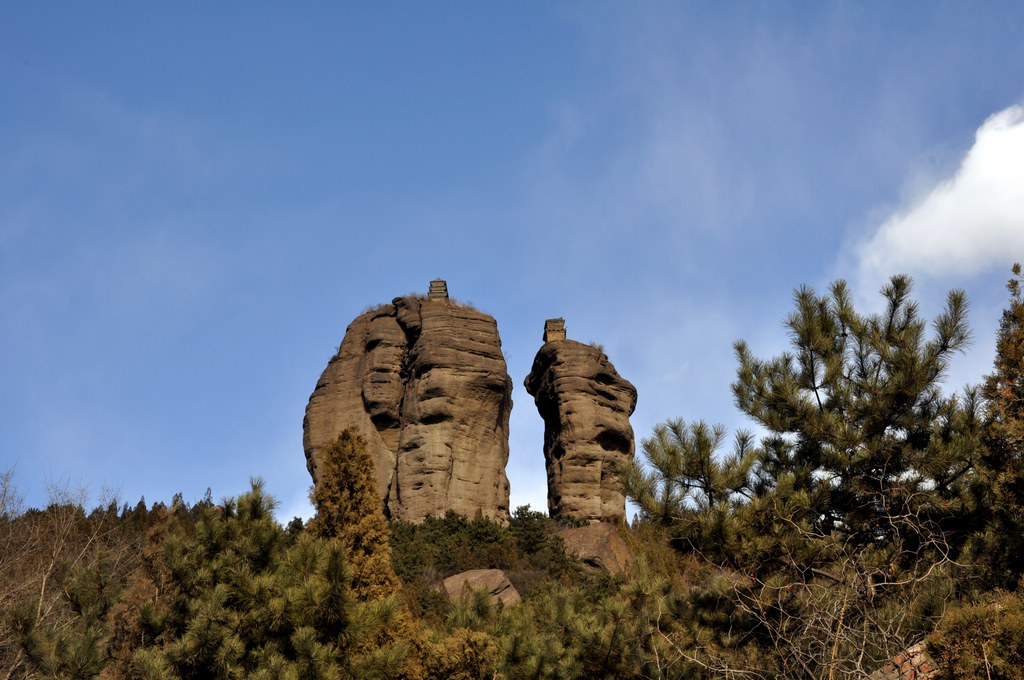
[303,282,636,525]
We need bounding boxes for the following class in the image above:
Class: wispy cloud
[856,105,1024,288]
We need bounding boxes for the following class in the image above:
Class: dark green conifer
[621,275,986,677]
[732,276,977,560]
[130,481,409,680]
[970,263,1024,587]
[622,418,756,561]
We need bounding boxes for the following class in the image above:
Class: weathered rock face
[557,523,634,576]
[524,335,637,522]
[303,293,513,524]
[443,569,521,605]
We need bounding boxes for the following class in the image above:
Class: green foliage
[421,627,497,680]
[390,511,518,585]
[389,506,583,618]
[307,429,400,601]
[12,553,129,678]
[508,507,584,585]
[448,585,501,632]
[618,275,994,677]
[13,270,1024,679]
[929,588,1024,679]
[971,263,1024,587]
[8,602,106,680]
[733,275,978,563]
[0,480,162,680]
[131,480,410,680]
[622,418,756,561]
[488,560,702,680]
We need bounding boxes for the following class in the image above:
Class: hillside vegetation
[3,266,1024,679]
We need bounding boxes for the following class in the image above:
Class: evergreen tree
[130,481,410,680]
[929,586,1024,679]
[732,275,978,563]
[971,263,1024,587]
[713,275,982,676]
[304,431,420,676]
[7,557,115,680]
[2,483,152,680]
[983,264,1024,455]
[620,275,987,678]
[622,419,756,561]
[306,429,400,601]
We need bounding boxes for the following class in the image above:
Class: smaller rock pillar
[525,324,637,523]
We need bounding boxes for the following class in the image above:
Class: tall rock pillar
[524,320,637,523]
[303,282,512,524]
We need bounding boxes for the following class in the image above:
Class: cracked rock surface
[524,339,637,522]
[303,296,512,523]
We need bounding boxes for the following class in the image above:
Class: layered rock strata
[524,325,637,522]
[303,290,513,523]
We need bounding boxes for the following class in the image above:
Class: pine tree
[130,481,410,680]
[615,276,984,678]
[302,433,422,678]
[971,263,1024,587]
[2,482,152,680]
[680,275,985,677]
[732,276,978,562]
[984,264,1024,452]
[306,429,401,601]
[622,419,756,561]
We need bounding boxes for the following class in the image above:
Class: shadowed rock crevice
[595,429,631,452]
[304,285,512,524]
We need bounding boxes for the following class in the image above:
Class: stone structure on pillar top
[543,318,566,342]
[428,278,449,301]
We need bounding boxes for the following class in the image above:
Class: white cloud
[857,105,1024,285]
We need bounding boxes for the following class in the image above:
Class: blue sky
[3,3,1024,521]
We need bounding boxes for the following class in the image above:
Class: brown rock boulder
[868,643,938,680]
[443,569,521,605]
[524,330,637,522]
[558,523,634,575]
[303,287,513,524]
